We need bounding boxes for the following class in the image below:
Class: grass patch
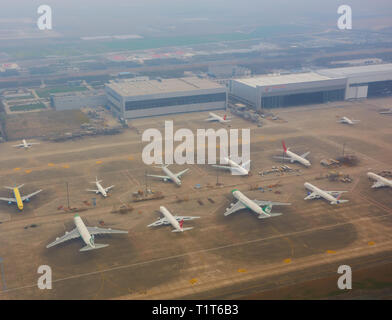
[10,103,46,112]
[5,95,33,101]
[36,86,88,98]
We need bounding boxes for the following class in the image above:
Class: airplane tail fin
[258,213,282,219]
[282,140,287,152]
[224,115,227,120]
[80,243,109,252]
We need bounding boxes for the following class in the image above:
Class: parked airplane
[338,116,360,125]
[205,112,231,123]
[379,108,392,114]
[147,165,189,186]
[147,206,200,232]
[367,172,392,189]
[0,184,42,211]
[274,140,311,167]
[212,157,250,175]
[86,177,114,197]
[224,189,291,218]
[46,214,128,251]
[304,182,348,204]
[13,139,40,149]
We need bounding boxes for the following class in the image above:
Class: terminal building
[105,77,227,119]
[229,64,392,110]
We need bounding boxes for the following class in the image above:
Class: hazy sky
[1,0,392,37]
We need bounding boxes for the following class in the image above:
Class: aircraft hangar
[229,63,392,110]
[105,77,227,119]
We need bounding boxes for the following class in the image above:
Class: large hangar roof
[106,77,225,97]
[317,63,392,78]
[234,72,338,88]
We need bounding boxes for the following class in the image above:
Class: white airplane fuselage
[342,117,354,124]
[208,112,228,123]
[162,166,181,186]
[367,172,392,188]
[304,182,340,203]
[96,181,107,197]
[74,215,94,248]
[22,139,29,148]
[225,157,249,175]
[232,190,263,215]
[285,150,311,167]
[160,206,182,231]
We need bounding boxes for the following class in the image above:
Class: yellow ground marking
[189,278,198,285]
[128,156,134,160]
[96,160,102,164]
[326,250,336,254]
[25,169,32,174]
[237,268,247,273]
[283,258,292,264]
[62,164,70,169]
[13,167,20,171]
[368,241,375,246]
[48,163,55,167]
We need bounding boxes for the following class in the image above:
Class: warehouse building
[105,77,227,119]
[229,64,392,110]
[51,90,107,111]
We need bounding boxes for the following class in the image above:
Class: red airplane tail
[223,115,227,120]
[282,140,287,152]
[179,219,184,229]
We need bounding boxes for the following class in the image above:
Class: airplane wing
[46,228,80,248]
[147,217,170,227]
[105,185,115,192]
[174,215,200,221]
[146,174,170,180]
[212,165,232,170]
[304,192,321,200]
[325,191,347,196]
[86,189,99,193]
[21,189,42,201]
[300,151,310,158]
[241,160,251,169]
[86,226,128,235]
[0,197,16,203]
[12,144,24,148]
[224,201,246,216]
[175,168,189,178]
[253,200,291,206]
[372,181,387,188]
[273,155,292,162]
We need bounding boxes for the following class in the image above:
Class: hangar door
[346,84,368,99]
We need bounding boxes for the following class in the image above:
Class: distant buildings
[51,90,107,111]
[208,64,251,79]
